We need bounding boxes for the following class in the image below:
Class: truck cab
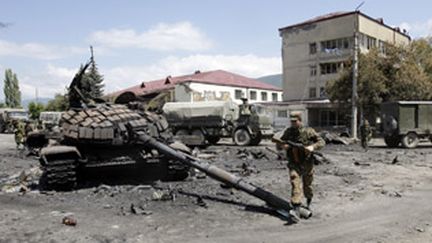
[0,108,29,133]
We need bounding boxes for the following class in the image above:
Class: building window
[235,89,243,99]
[309,43,317,54]
[309,87,316,98]
[250,90,257,100]
[321,37,351,53]
[310,65,317,76]
[359,33,377,50]
[367,36,376,49]
[261,92,268,101]
[320,87,325,98]
[320,62,341,75]
[277,110,288,118]
[272,93,278,101]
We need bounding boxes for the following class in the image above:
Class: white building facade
[174,81,282,104]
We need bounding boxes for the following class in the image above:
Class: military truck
[381,101,432,148]
[39,111,63,131]
[162,99,274,146]
[0,108,29,133]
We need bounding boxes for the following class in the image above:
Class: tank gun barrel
[137,132,292,214]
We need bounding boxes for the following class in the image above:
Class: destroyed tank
[39,104,190,190]
[35,61,190,190]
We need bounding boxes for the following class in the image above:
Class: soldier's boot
[289,204,301,223]
[306,198,312,209]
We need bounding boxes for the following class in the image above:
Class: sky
[1,0,432,101]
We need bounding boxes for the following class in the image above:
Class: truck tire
[384,135,400,148]
[191,129,206,145]
[401,132,419,148]
[250,134,262,146]
[233,128,251,146]
[206,136,220,145]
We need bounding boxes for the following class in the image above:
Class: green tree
[86,56,104,98]
[28,102,45,120]
[0,103,5,108]
[326,41,432,118]
[3,69,21,108]
[46,93,68,111]
[77,47,105,100]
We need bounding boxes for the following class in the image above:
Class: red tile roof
[109,70,282,97]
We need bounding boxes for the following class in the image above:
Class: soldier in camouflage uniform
[360,119,372,150]
[273,112,325,220]
[13,120,26,149]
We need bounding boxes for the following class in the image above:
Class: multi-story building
[279,11,411,101]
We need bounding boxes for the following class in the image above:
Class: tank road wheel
[384,136,400,148]
[233,128,251,146]
[40,159,77,191]
[401,132,419,149]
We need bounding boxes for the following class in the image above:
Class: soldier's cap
[289,112,302,121]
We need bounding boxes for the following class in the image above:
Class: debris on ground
[381,190,402,198]
[415,227,425,233]
[0,167,42,193]
[195,196,208,208]
[152,189,176,201]
[265,147,285,160]
[130,203,153,215]
[392,155,399,164]
[236,148,269,160]
[354,161,371,166]
[62,216,77,226]
[228,162,260,176]
[319,131,351,145]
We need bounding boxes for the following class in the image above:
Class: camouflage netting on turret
[61,104,148,144]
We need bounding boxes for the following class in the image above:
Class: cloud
[103,54,281,93]
[89,22,213,51]
[0,40,86,60]
[17,65,78,100]
[399,18,432,38]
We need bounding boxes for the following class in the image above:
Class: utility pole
[351,10,360,140]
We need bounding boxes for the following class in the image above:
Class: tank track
[40,159,77,191]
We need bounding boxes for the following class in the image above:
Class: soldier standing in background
[13,120,25,149]
[360,119,372,150]
[272,112,325,221]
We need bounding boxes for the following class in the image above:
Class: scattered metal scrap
[236,148,269,160]
[319,131,351,145]
[0,167,42,193]
[62,216,77,226]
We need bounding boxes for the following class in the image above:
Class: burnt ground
[1,133,432,243]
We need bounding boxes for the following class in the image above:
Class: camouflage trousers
[288,159,314,205]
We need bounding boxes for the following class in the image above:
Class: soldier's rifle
[272,137,324,157]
